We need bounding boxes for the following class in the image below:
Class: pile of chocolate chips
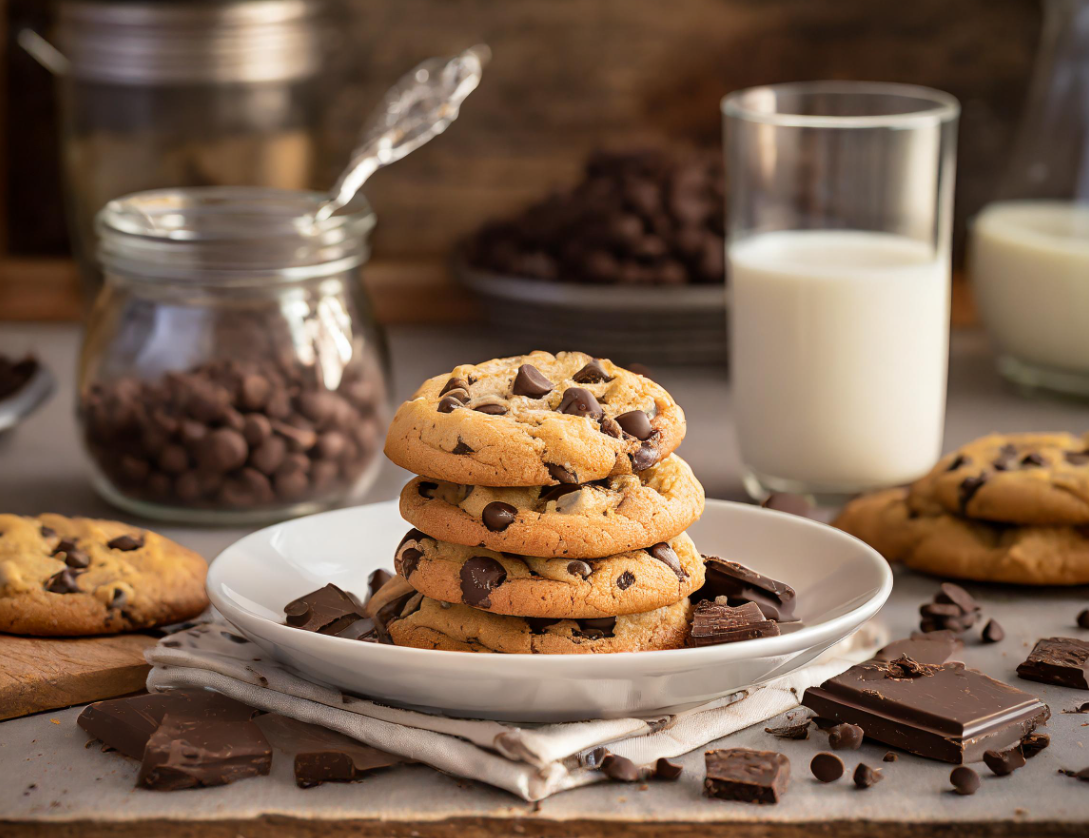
[918,582,981,634]
[79,356,382,511]
[463,149,725,286]
[0,354,37,401]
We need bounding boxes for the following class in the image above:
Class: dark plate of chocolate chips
[455,149,728,363]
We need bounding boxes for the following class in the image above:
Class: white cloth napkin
[146,621,886,801]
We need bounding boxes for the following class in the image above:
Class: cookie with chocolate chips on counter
[387,595,691,654]
[383,351,686,486]
[394,530,704,618]
[0,513,208,635]
[835,487,1089,585]
[908,432,1089,525]
[400,453,703,558]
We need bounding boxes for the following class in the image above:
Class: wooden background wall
[1,0,1042,321]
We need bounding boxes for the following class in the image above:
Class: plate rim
[207,498,893,671]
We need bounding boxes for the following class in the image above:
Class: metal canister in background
[28,0,332,297]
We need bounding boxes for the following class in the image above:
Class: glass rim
[721,81,960,129]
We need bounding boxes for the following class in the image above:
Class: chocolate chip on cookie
[437,395,464,414]
[615,410,653,440]
[547,463,579,484]
[473,401,508,415]
[572,360,612,384]
[512,364,553,398]
[45,568,84,594]
[567,560,593,579]
[459,556,507,608]
[648,542,686,580]
[107,534,145,552]
[440,377,471,397]
[616,571,636,590]
[558,387,603,421]
[482,501,517,532]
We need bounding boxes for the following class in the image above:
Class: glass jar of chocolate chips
[78,186,388,524]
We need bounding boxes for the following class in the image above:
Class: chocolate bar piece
[690,600,780,647]
[696,556,796,621]
[873,631,963,665]
[138,713,271,791]
[78,690,254,760]
[1017,637,1089,691]
[801,657,1050,764]
[284,583,367,635]
[257,715,402,788]
[704,748,790,804]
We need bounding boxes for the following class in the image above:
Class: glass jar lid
[97,186,375,284]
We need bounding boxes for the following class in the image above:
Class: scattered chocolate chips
[919,582,981,634]
[557,387,603,420]
[572,360,612,384]
[107,534,145,552]
[614,410,652,440]
[1016,636,1089,689]
[705,748,790,804]
[828,723,864,751]
[459,556,507,608]
[511,364,553,398]
[567,560,592,579]
[950,766,980,795]
[616,571,636,590]
[482,501,518,532]
[810,752,843,783]
[45,568,84,594]
[883,752,898,763]
[647,542,685,580]
[983,746,1026,777]
[982,619,1005,643]
[1077,609,1089,629]
[1059,767,1089,782]
[852,763,882,789]
[600,754,641,782]
[1020,732,1050,757]
[690,600,780,647]
[651,757,683,780]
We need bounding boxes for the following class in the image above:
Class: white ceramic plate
[207,499,892,722]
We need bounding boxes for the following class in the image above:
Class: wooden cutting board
[0,632,156,721]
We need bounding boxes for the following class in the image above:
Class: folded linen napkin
[146,621,886,801]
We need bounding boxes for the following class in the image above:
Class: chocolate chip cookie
[383,351,686,486]
[835,488,1089,586]
[400,453,703,558]
[395,530,704,618]
[0,514,209,635]
[909,433,1089,526]
[387,595,692,654]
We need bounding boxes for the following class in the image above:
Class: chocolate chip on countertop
[1077,608,1089,629]
[883,752,898,763]
[614,410,652,440]
[647,542,685,579]
[1020,732,1050,758]
[653,757,683,780]
[459,556,507,608]
[600,754,640,782]
[950,766,980,795]
[982,619,1005,643]
[107,534,145,552]
[828,723,864,751]
[558,387,603,421]
[567,560,592,579]
[810,752,844,783]
[572,360,612,384]
[852,763,882,790]
[511,364,553,398]
[936,583,979,615]
[983,746,1026,776]
[482,501,517,532]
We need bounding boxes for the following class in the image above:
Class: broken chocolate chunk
[283,584,366,635]
[257,715,402,789]
[704,748,790,805]
[600,753,641,782]
[1016,636,1089,690]
[694,555,796,621]
[983,745,1026,777]
[765,720,810,740]
[852,763,882,789]
[982,619,1005,643]
[1020,732,1050,758]
[654,757,683,780]
[828,722,864,751]
[873,631,963,665]
[137,711,271,790]
[690,600,780,647]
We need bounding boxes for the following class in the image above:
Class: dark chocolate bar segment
[696,555,796,621]
[137,713,272,791]
[1016,637,1089,690]
[704,748,790,804]
[801,658,1050,764]
[690,600,780,647]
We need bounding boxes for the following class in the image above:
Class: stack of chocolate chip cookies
[382,351,706,653]
[835,432,1089,585]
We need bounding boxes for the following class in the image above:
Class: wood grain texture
[0,633,154,721]
[1,817,1085,838]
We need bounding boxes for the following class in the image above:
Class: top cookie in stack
[383,351,706,653]
[835,432,1089,586]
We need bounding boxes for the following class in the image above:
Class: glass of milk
[723,81,960,503]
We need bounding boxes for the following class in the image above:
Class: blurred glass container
[38,0,331,299]
[78,186,388,525]
[969,0,1089,397]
